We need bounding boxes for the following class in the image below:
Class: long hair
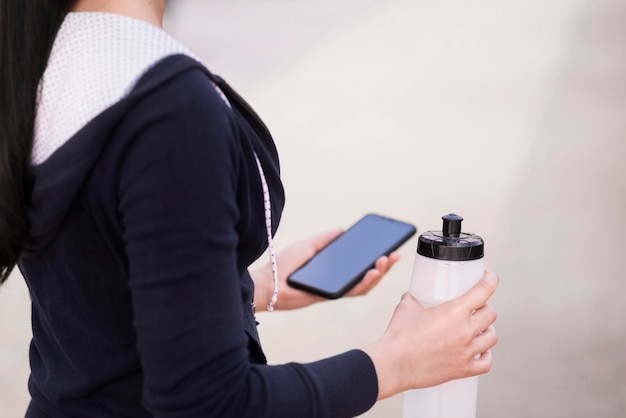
[0,0,77,283]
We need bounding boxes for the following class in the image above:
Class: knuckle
[481,361,492,374]
[472,357,492,375]
[448,298,466,315]
[487,306,498,323]
[490,332,498,347]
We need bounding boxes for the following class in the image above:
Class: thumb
[459,270,499,311]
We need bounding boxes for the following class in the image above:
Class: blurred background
[1,0,625,416]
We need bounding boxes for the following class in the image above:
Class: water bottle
[403,213,485,418]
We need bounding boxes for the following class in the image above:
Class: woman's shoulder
[32,12,202,165]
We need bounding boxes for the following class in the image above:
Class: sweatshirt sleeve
[116,67,378,418]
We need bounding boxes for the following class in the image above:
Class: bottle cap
[417,214,484,261]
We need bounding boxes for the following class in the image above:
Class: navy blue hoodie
[18,54,378,417]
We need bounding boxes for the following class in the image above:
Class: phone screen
[287,214,416,299]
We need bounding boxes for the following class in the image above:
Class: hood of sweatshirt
[25,55,211,256]
[25,53,283,259]
[24,13,283,258]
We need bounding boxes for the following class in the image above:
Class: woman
[0,1,499,417]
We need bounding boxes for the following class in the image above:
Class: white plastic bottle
[403,214,485,418]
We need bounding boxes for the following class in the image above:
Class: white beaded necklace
[254,154,279,311]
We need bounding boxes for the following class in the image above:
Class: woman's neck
[72,0,165,28]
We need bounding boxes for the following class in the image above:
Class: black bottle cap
[417,214,484,261]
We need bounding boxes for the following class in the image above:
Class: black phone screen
[287,214,416,299]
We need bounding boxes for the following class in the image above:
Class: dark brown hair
[0,0,77,282]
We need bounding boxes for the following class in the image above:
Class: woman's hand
[251,229,400,311]
[363,270,499,400]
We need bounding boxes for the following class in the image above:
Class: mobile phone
[287,214,417,299]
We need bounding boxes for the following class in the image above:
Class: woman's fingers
[349,270,383,295]
[459,270,499,312]
[471,349,494,375]
[471,325,498,357]
[346,261,386,296]
[346,252,401,296]
[471,303,497,334]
